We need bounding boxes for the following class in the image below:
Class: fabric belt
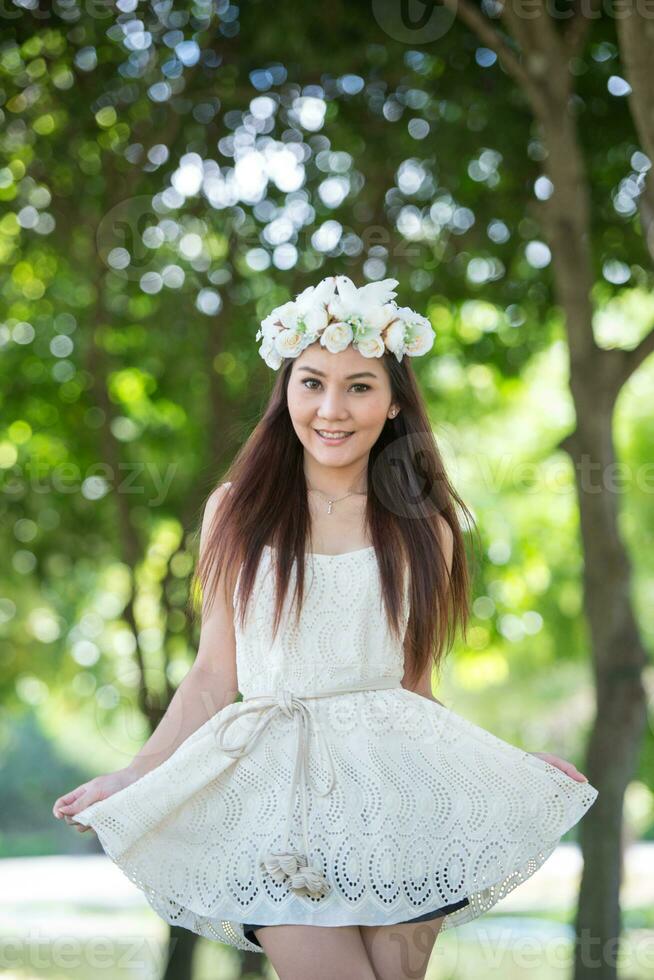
[211,676,400,898]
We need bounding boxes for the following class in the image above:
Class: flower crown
[255,275,435,370]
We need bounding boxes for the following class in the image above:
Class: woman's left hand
[530,751,589,782]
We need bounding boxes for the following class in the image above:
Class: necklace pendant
[327,500,334,514]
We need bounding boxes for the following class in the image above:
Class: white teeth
[317,430,351,438]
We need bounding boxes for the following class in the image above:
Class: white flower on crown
[385,306,435,361]
[320,320,353,354]
[255,274,435,368]
[351,331,387,358]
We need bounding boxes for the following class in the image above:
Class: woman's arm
[126,483,239,777]
[53,484,239,827]
[401,515,452,707]
[401,659,445,706]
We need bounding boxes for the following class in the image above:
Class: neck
[303,457,368,498]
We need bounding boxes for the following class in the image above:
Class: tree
[2,2,651,977]
[438,3,652,977]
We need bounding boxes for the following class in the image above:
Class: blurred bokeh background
[0,2,652,978]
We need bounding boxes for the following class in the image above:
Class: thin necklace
[308,486,367,515]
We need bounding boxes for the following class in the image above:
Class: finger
[53,796,74,817]
[54,800,77,817]
[65,813,90,830]
[531,753,588,782]
[60,792,91,816]
[58,787,86,808]
[549,756,589,782]
[57,800,81,815]
[65,813,88,826]
[558,760,585,779]
[58,797,83,812]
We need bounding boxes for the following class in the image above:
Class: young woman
[53,277,598,980]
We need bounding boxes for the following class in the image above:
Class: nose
[315,387,352,422]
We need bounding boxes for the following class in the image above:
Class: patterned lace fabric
[73,546,599,954]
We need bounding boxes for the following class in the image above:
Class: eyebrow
[297,366,378,380]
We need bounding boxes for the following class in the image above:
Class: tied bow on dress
[211,678,400,898]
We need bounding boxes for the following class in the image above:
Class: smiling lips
[314,429,354,444]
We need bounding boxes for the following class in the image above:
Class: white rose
[275,327,307,358]
[405,321,435,356]
[384,317,407,358]
[390,307,435,358]
[405,321,435,357]
[355,332,386,358]
[320,320,353,353]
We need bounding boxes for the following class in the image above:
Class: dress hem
[73,778,595,956]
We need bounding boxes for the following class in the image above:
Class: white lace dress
[72,545,599,954]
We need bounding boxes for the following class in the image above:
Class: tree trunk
[520,39,650,980]
[615,5,654,165]
[447,6,652,977]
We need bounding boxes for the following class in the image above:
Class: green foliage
[0,2,652,851]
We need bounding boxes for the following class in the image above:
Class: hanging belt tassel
[212,679,400,901]
[260,851,331,897]
[260,851,301,882]
[288,863,331,897]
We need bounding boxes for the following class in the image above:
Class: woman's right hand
[52,767,139,833]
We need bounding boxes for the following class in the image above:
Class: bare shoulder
[199,482,233,552]
[205,480,233,516]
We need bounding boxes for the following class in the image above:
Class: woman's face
[286,342,400,471]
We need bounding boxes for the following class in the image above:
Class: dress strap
[211,677,400,897]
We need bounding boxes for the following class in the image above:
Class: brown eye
[302,380,370,392]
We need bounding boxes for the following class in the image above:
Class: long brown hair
[189,350,479,689]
